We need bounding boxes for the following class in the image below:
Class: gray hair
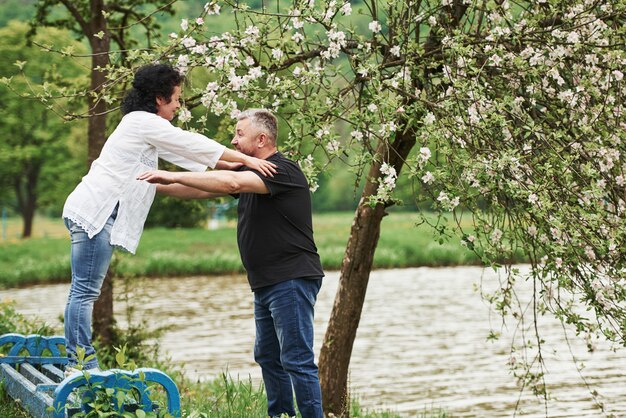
[237,109,277,144]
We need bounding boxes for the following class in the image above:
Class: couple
[62,63,325,418]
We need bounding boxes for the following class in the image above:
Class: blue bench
[0,333,181,417]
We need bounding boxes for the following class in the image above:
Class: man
[138,109,325,418]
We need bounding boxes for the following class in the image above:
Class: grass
[0,211,486,288]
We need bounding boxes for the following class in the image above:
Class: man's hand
[244,156,277,177]
[137,170,178,185]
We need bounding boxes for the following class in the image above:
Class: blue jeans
[253,277,324,418]
[64,209,116,369]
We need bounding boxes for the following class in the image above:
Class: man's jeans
[253,277,324,418]
[64,210,116,370]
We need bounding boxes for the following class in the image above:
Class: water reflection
[1,267,625,417]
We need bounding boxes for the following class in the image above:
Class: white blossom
[248,66,263,79]
[205,3,220,15]
[422,171,434,184]
[468,103,480,124]
[351,130,364,141]
[436,191,459,211]
[293,18,305,29]
[180,19,189,31]
[490,54,503,66]
[424,113,436,125]
[182,36,196,48]
[585,246,596,261]
[326,139,340,153]
[177,107,192,123]
[369,20,382,33]
[390,45,401,57]
[272,48,284,60]
[245,26,260,38]
[191,44,208,55]
[367,103,378,112]
[340,2,352,15]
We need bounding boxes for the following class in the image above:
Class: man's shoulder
[269,152,301,170]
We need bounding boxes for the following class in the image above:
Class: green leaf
[13,60,27,70]
[115,349,125,367]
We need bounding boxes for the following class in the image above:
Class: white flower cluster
[298,154,320,192]
[204,2,220,15]
[436,191,460,211]
[375,163,397,202]
[322,28,347,60]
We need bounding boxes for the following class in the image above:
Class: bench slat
[0,363,54,418]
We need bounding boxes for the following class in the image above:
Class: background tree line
[0,0,421,241]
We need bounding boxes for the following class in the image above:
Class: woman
[62,63,275,375]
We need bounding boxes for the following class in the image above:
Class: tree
[26,0,178,345]
[0,20,87,238]
[153,1,625,415]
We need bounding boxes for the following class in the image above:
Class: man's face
[231,118,261,157]
[156,85,181,121]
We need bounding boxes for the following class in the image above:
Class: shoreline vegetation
[0,211,517,289]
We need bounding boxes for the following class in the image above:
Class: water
[1,267,625,417]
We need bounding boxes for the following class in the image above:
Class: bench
[0,333,181,417]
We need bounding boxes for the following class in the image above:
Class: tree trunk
[88,0,113,346]
[21,164,38,239]
[15,162,39,239]
[319,129,417,417]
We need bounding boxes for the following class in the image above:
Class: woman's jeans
[64,210,116,370]
[253,277,324,418]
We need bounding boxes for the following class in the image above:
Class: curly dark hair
[121,63,183,115]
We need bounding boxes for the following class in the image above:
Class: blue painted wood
[52,368,181,418]
[0,333,66,359]
[0,363,54,418]
[1,333,181,418]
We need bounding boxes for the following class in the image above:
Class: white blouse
[62,111,226,253]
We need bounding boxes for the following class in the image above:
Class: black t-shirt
[234,152,324,290]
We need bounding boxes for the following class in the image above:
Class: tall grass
[0,212,490,288]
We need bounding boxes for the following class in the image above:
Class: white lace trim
[63,211,100,238]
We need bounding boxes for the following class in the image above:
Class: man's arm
[138,169,270,195]
[156,183,225,199]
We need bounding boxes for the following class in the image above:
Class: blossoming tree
[160,0,626,414]
[22,0,626,415]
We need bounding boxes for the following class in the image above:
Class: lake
[1,266,625,417]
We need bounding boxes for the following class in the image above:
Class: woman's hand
[137,170,178,184]
[244,156,277,177]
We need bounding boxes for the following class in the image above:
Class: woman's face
[156,85,181,121]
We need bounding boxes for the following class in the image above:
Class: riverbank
[0,212,495,288]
